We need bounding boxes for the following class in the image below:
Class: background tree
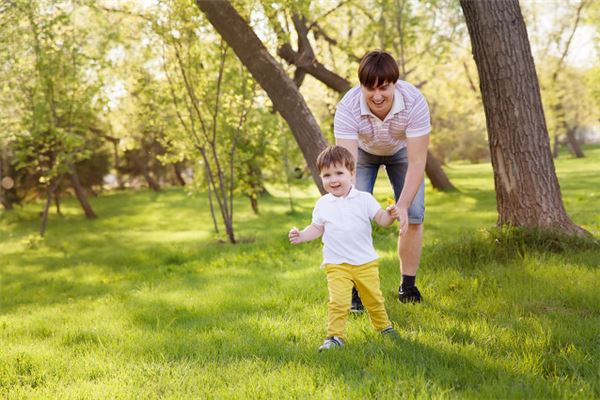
[459,0,588,236]
[0,139,19,211]
[196,0,328,195]
[525,0,591,158]
[152,0,260,243]
[0,1,117,234]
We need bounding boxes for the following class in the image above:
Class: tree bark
[249,195,259,215]
[548,0,587,159]
[460,0,587,236]
[111,138,125,190]
[0,155,19,210]
[278,15,456,191]
[566,127,584,158]
[205,163,219,234]
[70,165,97,219]
[40,186,53,237]
[552,133,560,158]
[224,218,236,244]
[0,157,11,210]
[40,177,62,237]
[278,43,352,94]
[552,98,585,159]
[196,0,327,194]
[144,172,161,192]
[425,151,457,192]
[0,198,11,210]
[173,163,186,186]
[54,193,62,215]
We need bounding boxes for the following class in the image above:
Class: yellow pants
[324,260,392,339]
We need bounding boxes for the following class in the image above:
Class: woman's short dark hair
[358,50,399,88]
[316,145,355,174]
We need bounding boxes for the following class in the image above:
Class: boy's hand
[386,197,400,219]
[386,204,399,219]
[288,227,302,244]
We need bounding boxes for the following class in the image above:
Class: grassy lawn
[1,147,599,399]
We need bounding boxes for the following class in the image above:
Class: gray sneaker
[318,336,344,352]
[380,326,400,339]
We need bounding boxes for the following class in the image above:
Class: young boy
[289,145,400,351]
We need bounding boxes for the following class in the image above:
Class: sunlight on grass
[1,147,599,398]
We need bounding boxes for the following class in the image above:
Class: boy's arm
[289,224,324,244]
[373,204,400,227]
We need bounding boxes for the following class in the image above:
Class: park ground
[1,146,599,399]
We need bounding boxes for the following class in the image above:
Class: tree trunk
[552,133,560,158]
[173,163,186,186]
[566,128,585,158]
[278,42,352,94]
[460,0,587,236]
[40,187,53,237]
[547,1,587,160]
[224,218,236,244]
[205,163,219,234]
[0,157,11,210]
[55,193,62,215]
[247,163,264,215]
[425,151,457,192]
[0,158,18,210]
[249,195,259,215]
[0,194,11,210]
[282,125,295,213]
[70,165,97,219]
[70,171,97,219]
[144,172,161,192]
[40,177,61,237]
[112,140,125,190]
[552,99,585,159]
[196,0,327,194]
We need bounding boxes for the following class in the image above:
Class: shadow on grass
[120,293,573,398]
[3,227,599,397]
[3,158,600,396]
[422,227,600,271]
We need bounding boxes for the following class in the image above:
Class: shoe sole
[398,298,421,304]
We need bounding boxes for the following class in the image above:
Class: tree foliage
[1,0,596,239]
[0,0,116,233]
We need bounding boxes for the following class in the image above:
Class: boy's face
[361,80,395,118]
[320,163,354,197]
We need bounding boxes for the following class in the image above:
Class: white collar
[330,185,359,201]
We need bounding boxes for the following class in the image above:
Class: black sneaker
[398,286,422,303]
[350,287,364,313]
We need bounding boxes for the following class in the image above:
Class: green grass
[1,147,599,399]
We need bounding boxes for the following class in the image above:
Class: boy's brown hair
[316,145,355,174]
[358,50,399,89]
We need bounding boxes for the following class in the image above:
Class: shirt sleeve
[405,93,431,138]
[365,193,383,220]
[334,102,359,140]
[311,201,325,226]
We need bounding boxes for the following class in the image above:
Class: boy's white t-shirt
[312,186,382,266]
